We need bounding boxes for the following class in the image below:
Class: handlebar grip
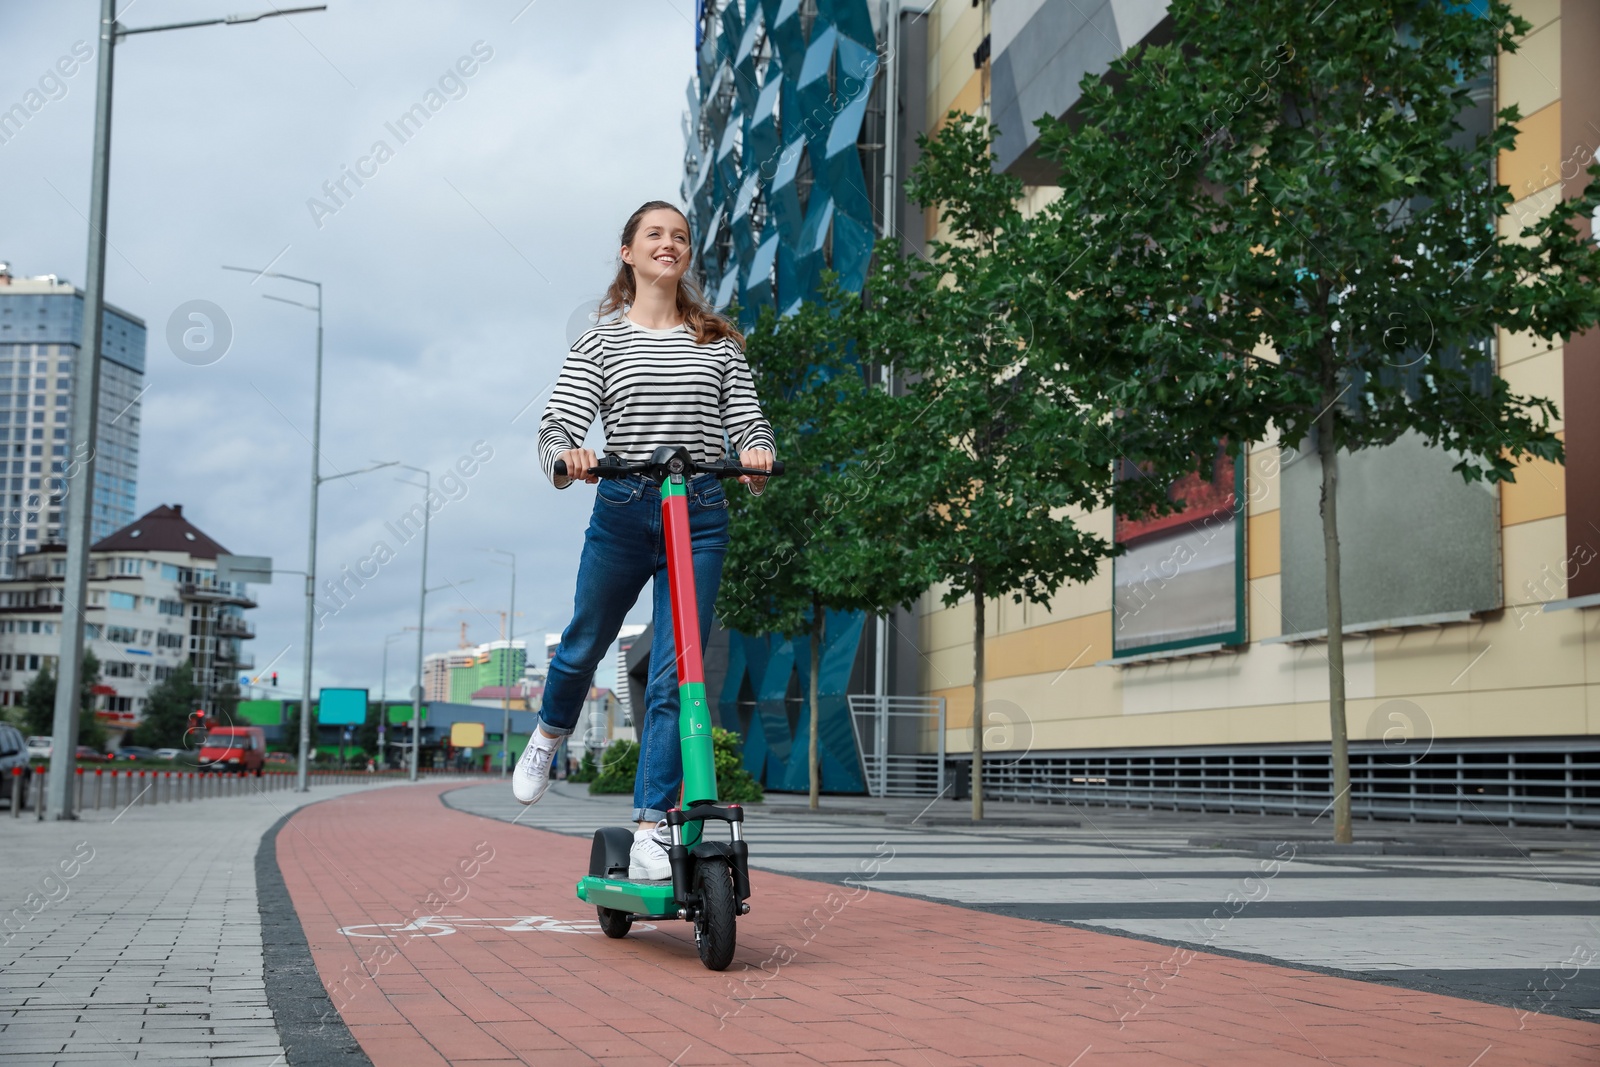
[770,460,785,477]
[553,459,568,478]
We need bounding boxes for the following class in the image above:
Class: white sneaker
[512,731,560,804]
[628,821,672,880]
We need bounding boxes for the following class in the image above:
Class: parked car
[74,745,101,761]
[199,726,265,775]
[116,745,156,761]
[264,751,294,766]
[26,735,51,761]
[153,748,181,761]
[0,724,31,809]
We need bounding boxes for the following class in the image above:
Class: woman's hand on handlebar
[739,448,773,493]
[556,448,600,487]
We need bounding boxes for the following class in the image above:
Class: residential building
[0,503,256,738]
[0,264,144,567]
[423,649,471,702]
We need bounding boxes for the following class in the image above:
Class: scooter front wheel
[693,858,737,971]
[596,907,632,939]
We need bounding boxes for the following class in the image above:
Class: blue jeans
[537,474,730,822]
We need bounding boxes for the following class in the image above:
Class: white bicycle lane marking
[337,915,659,938]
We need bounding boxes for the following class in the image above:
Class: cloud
[1,0,699,696]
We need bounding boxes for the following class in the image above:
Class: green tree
[719,285,929,809]
[133,662,202,749]
[1032,0,1600,841]
[857,116,1187,820]
[24,651,107,750]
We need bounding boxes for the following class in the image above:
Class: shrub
[587,730,764,802]
[714,728,763,803]
[588,739,639,794]
[569,749,599,784]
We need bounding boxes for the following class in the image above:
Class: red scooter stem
[660,482,704,688]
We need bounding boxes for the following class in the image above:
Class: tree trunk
[809,594,824,811]
[972,570,985,821]
[1317,400,1353,845]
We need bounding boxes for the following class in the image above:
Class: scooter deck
[575,874,678,918]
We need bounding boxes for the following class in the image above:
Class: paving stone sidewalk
[0,776,418,1066]
[455,783,1600,1022]
[276,782,1599,1066]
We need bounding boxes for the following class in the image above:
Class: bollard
[94,768,103,811]
[75,766,84,810]
[34,766,45,819]
[10,767,20,817]
[139,770,148,806]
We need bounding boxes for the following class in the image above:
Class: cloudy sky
[2,0,699,699]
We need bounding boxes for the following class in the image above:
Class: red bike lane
[272,784,1597,1066]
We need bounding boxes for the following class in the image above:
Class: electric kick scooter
[553,445,784,971]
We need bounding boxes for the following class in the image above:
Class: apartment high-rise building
[0,264,144,569]
[0,503,256,738]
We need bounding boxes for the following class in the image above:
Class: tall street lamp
[380,629,407,767]
[380,625,443,767]
[482,549,516,777]
[223,266,395,792]
[48,0,326,820]
[396,465,433,782]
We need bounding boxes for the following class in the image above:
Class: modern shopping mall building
[684,0,1600,825]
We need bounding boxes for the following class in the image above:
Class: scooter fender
[590,826,636,880]
[687,840,752,903]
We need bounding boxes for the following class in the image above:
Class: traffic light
[271,671,278,687]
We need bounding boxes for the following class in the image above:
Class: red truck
[199,725,265,776]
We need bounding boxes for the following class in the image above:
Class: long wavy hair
[597,200,744,347]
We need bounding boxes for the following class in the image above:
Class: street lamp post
[483,549,516,777]
[381,630,406,766]
[396,466,432,782]
[47,0,326,820]
[223,266,395,793]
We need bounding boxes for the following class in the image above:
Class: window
[157,599,183,616]
[103,661,136,679]
[105,625,138,644]
[108,591,136,611]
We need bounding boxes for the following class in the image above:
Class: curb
[257,803,375,1066]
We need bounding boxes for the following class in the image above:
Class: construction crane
[455,609,525,643]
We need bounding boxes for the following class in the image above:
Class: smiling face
[620,207,691,292]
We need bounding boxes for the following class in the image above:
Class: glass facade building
[684,0,887,321]
[0,272,144,569]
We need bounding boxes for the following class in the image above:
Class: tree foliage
[132,662,201,749]
[24,651,105,749]
[720,283,930,806]
[1030,0,1600,840]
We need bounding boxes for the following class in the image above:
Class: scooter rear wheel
[596,907,632,939]
[693,858,737,971]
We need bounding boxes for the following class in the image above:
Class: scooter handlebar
[553,456,785,480]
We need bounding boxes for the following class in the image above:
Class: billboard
[318,687,369,726]
[1112,450,1246,656]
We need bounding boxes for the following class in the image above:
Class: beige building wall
[916,0,1600,758]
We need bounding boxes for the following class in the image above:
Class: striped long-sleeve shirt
[538,316,777,488]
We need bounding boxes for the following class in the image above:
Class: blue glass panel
[830,211,875,291]
[821,0,875,50]
[796,24,837,91]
